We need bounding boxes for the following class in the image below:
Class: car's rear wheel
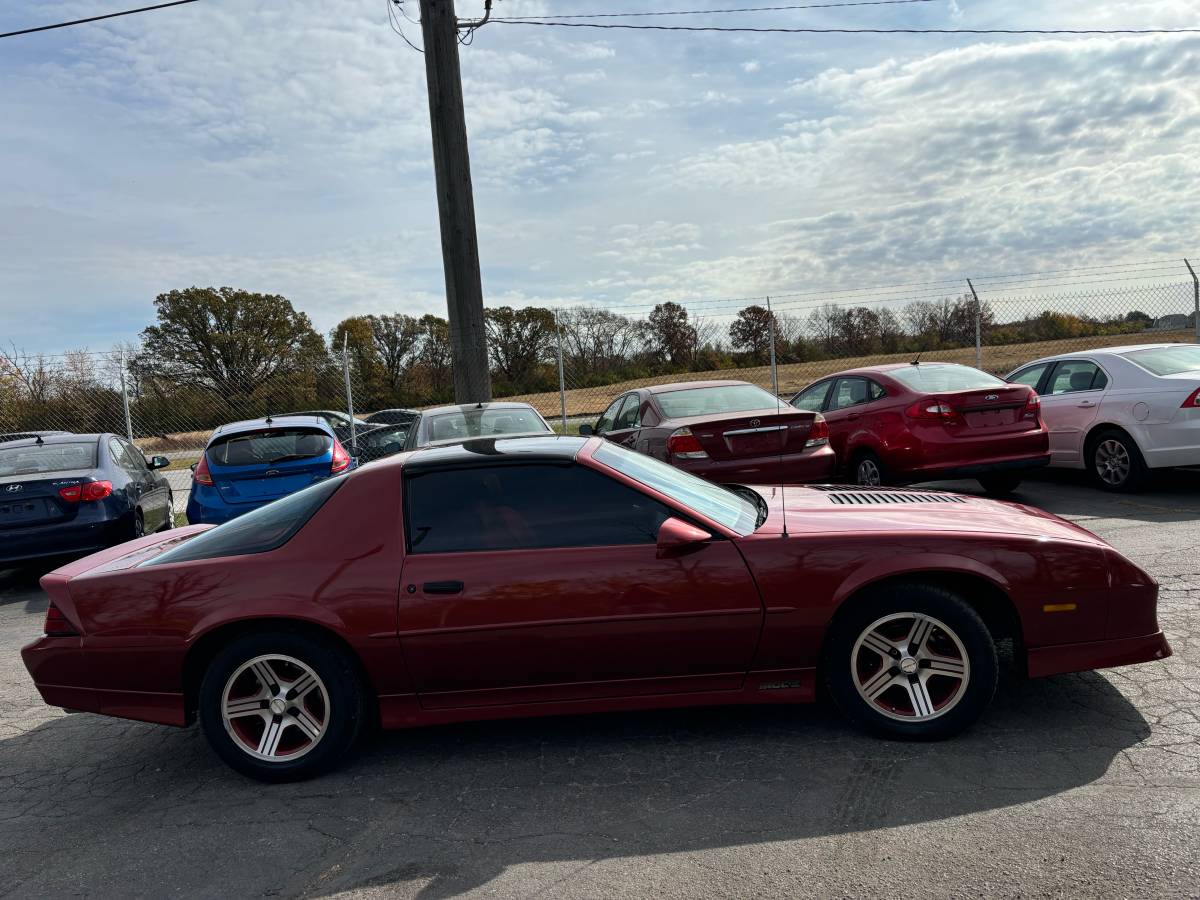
[978,473,1022,495]
[1087,428,1147,493]
[852,450,887,487]
[199,631,364,782]
[823,584,997,740]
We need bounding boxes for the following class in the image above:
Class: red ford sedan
[790,363,1051,493]
[23,436,1167,781]
[581,379,835,485]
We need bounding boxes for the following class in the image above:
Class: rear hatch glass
[0,441,98,528]
[206,428,333,504]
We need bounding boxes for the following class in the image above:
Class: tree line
[0,285,1167,435]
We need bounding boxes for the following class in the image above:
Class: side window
[108,438,140,473]
[1008,363,1049,390]
[121,439,148,471]
[405,463,673,553]
[595,396,625,434]
[791,380,830,412]
[612,394,641,430]
[1046,361,1104,395]
[829,377,870,411]
[868,380,886,401]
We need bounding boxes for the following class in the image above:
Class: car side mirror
[656,517,711,558]
[578,423,594,436]
[149,455,170,470]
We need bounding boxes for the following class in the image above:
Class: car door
[397,461,764,709]
[601,393,643,449]
[120,439,170,530]
[1037,360,1108,464]
[822,377,874,461]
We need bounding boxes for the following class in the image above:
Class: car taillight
[44,603,80,637]
[1181,388,1200,409]
[666,427,708,459]
[81,481,112,501]
[330,439,351,474]
[1023,391,1042,421]
[193,454,214,485]
[905,399,957,420]
[805,414,830,448]
[58,484,81,502]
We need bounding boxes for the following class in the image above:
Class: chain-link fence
[3,260,1198,516]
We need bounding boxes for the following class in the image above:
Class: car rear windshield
[425,408,548,443]
[888,365,1005,392]
[0,441,97,476]
[592,442,757,535]
[207,428,332,467]
[144,477,344,567]
[655,384,783,418]
[1122,345,1200,376]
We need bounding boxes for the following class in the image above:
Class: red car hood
[744,485,1108,546]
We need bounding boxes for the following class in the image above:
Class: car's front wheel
[823,584,997,740]
[199,631,365,782]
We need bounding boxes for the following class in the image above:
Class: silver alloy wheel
[851,612,970,722]
[857,458,882,486]
[1095,439,1131,486]
[221,654,330,762]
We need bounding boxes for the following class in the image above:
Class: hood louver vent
[814,487,967,506]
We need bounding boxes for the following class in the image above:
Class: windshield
[0,441,97,476]
[425,408,549,443]
[207,428,332,467]
[592,442,758,535]
[656,384,783,418]
[145,477,344,566]
[1122,345,1200,376]
[889,365,1004,392]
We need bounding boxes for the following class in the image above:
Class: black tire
[132,509,145,539]
[1086,428,1147,493]
[978,473,1022,495]
[199,630,365,782]
[851,450,888,487]
[161,492,175,531]
[823,583,997,741]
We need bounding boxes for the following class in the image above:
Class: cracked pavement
[1,469,1198,898]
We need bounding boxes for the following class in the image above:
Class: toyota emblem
[4,484,22,493]
[749,418,760,427]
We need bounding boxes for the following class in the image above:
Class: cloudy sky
[2,0,1199,353]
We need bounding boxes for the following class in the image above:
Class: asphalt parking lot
[1,471,1198,899]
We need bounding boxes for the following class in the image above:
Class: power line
[0,0,199,40]
[489,20,1200,35]
[495,0,939,20]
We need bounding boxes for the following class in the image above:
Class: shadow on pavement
[0,668,1149,898]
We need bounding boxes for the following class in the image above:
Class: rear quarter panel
[57,462,409,707]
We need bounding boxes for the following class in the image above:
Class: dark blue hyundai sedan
[0,433,174,565]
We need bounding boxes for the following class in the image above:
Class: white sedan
[1005,342,1200,491]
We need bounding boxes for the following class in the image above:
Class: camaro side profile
[24,436,1169,781]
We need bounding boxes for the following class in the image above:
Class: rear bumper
[1027,630,1172,679]
[673,445,836,485]
[905,453,1051,483]
[21,636,187,726]
[0,519,117,564]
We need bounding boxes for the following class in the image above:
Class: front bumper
[1027,630,1172,679]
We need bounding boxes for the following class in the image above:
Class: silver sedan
[1006,342,1200,491]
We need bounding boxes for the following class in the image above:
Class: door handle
[1077,401,1095,408]
[423,580,464,595]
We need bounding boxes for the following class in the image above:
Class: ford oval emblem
[265,469,280,476]
[749,418,760,427]
[4,484,22,493]
[984,394,999,401]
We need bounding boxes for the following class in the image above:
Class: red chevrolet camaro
[23,435,1169,781]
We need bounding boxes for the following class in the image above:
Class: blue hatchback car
[186,416,354,525]
[0,433,174,565]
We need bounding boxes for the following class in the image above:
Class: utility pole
[419,0,491,403]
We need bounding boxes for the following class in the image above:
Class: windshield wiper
[265,453,314,466]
